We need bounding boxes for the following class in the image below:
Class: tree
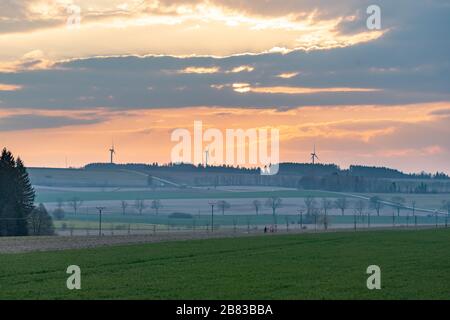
[252,200,262,215]
[52,208,65,220]
[317,212,331,230]
[217,200,231,215]
[321,198,333,217]
[442,200,450,215]
[56,198,64,210]
[411,200,417,217]
[265,197,283,216]
[391,196,405,217]
[334,197,348,216]
[67,197,83,215]
[442,200,450,228]
[52,197,65,220]
[369,196,384,216]
[354,199,366,218]
[304,196,317,216]
[151,199,163,215]
[134,199,147,215]
[28,203,54,236]
[0,148,35,237]
[121,200,128,215]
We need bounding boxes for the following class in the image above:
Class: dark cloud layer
[0,114,104,131]
[0,0,449,110]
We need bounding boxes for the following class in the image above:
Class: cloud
[0,50,55,72]
[0,83,22,91]
[227,65,254,73]
[0,113,105,132]
[277,72,299,79]
[0,0,448,111]
[178,66,221,74]
[0,0,386,63]
[228,85,380,95]
[429,108,450,116]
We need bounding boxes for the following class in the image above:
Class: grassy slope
[35,189,336,203]
[1,229,449,300]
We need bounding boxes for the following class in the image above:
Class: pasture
[0,229,449,299]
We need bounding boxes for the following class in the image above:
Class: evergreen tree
[0,148,36,236]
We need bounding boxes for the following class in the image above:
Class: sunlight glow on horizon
[1,103,449,174]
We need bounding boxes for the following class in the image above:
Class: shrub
[169,212,193,219]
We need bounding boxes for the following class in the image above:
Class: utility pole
[209,202,215,232]
[96,207,106,236]
[298,209,303,230]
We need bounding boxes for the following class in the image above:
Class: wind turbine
[205,149,209,167]
[109,142,116,164]
[311,145,319,165]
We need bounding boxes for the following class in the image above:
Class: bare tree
[304,196,317,216]
[252,200,262,215]
[391,196,405,217]
[121,200,128,215]
[52,198,65,220]
[217,200,231,215]
[442,200,450,215]
[442,200,450,227]
[411,200,417,218]
[29,204,54,236]
[321,198,333,216]
[370,196,384,216]
[151,199,163,215]
[67,197,83,215]
[334,197,348,216]
[56,198,64,210]
[134,199,147,215]
[317,212,331,230]
[265,197,283,216]
[354,199,366,218]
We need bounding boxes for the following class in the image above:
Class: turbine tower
[205,149,209,167]
[109,143,116,164]
[311,144,319,165]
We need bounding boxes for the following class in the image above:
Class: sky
[0,0,449,173]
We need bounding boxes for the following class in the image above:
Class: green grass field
[55,213,447,230]
[1,229,449,299]
[35,189,336,203]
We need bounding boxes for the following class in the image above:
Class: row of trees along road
[0,148,54,236]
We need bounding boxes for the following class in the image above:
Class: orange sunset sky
[1,0,449,173]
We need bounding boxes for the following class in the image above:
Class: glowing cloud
[0,1,386,64]
[231,85,380,94]
[0,84,23,91]
[277,72,299,79]
[228,65,255,73]
[179,66,221,74]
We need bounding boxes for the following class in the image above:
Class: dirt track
[0,230,269,254]
[0,226,440,254]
